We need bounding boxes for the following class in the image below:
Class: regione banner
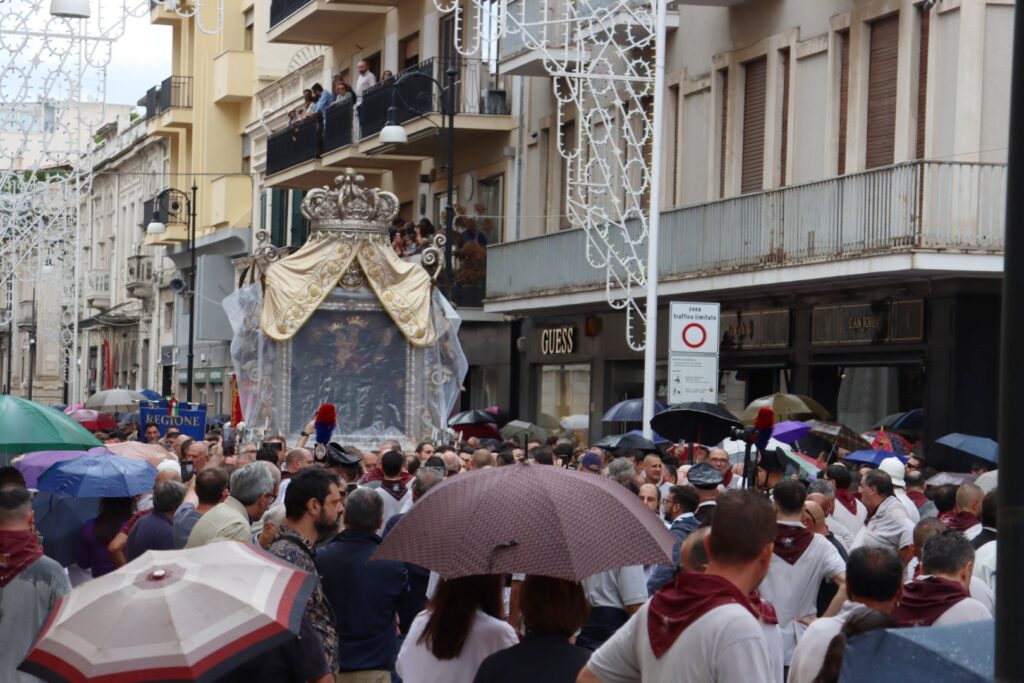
[139,401,208,440]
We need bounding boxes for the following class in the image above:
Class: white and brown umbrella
[84,389,147,414]
[20,542,316,683]
[105,440,172,467]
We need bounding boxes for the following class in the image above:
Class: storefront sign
[720,310,790,350]
[540,327,576,356]
[193,369,207,383]
[668,302,721,405]
[812,300,924,346]
[208,368,225,384]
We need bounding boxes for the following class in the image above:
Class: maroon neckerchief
[377,479,408,502]
[0,530,43,587]
[944,511,980,533]
[834,488,859,515]
[747,591,779,625]
[892,576,969,627]
[721,470,733,487]
[773,523,815,565]
[906,490,929,509]
[648,572,756,658]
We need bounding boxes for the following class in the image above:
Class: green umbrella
[0,396,102,459]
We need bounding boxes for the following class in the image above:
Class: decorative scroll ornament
[259,171,437,346]
[420,233,447,282]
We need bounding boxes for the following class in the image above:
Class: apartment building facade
[489,0,1008,461]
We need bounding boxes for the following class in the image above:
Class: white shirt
[587,602,774,683]
[964,522,983,541]
[831,496,867,536]
[894,488,921,523]
[932,595,992,626]
[759,522,846,663]
[355,70,377,101]
[763,622,785,683]
[374,482,411,528]
[788,601,873,683]
[851,496,914,553]
[272,477,291,508]
[583,566,648,610]
[969,576,995,615]
[974,541,997,595]
[396,608,518,683]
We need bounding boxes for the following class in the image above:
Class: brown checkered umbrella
[374,463,675,580]
[806,420,872,453]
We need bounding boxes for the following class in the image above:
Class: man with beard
[317,488,412,682]
[647,485,700,595]
[268,468,345,677]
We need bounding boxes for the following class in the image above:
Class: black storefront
[514,278,1000,469]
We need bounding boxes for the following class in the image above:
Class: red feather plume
[753,407,775,431]
[315,403,336,425]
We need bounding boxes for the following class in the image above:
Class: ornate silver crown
[301,169,400,233]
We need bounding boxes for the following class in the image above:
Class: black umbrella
[592,433,660,454]
[449,409,498,427]
[650,402,742,445]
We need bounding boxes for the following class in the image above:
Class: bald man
[947,484,984,540]
[807,492,853,553]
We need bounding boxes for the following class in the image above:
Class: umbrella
[449,409,498,426]
[739,393,830,424]
[0,396,102,457]
[63,403,85,415]
[842,450,907,468]
[20,542,318,683]
[137,388,162,401]
[838,619,993,683]
[806,420,872,453]
[626,428,669,446]
[650,402,742,445]
[499,420,547,443]
[66,409,118,432]
[119,411,141,425]
[85,389,147,414]
[936,433,998,465]
[862,428,913,456]
[771,420,812,445]
[602,398,666,423]
[374,464,674,580]
[14,447,110,489]
[926,472,978,487]
[561,414,589,432]
[593,433,660,454]
[105,441,171,467]
[453,423,502,441]
[32,492,100,567]
[536,413,563,432]
[877,408,925,434]
[37,454,158,498]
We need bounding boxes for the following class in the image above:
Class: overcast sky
[105,13,171,106]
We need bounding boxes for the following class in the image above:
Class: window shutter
[719,68,728,198]
[780,48,790,187]
[866,13,900,169]
[838,30,850,175]
[917,7,929,160]
[259,190,266,231]
[741,56,767,194]
[270,189,288,247]
[290,190,308,246]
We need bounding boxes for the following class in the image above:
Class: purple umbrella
[14,447,110,489]
[771,420,812,445]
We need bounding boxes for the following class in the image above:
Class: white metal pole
[641,0,668,439]
[70,22,84,404]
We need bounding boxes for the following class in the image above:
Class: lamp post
[379,62,458,300]
[146,181,198,403]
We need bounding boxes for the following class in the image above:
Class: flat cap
[687,461,724,489]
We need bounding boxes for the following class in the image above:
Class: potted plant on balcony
[451,205,487,307]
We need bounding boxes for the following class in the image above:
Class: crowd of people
[0,420,999,683]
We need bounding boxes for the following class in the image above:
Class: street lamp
[379,63,458,300]
[146,182,198,403]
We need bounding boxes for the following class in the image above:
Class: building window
[244,9,254,51]
[866,13,900,169]
[164,301,174,330]
[290,190,308,246]
[741,56,767,194]
[718,67,729,198]
[477,174,503,244]
[469,366,501,410]
[399,33,420,71]
[838,29,850,175]
[537,363,590,433]
[241,133,251,175]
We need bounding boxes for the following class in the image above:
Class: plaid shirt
[269,526,339,672]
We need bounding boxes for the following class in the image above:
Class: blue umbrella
[843,450,907,467]
[602,398,667,423]
[840,620,993,682]
[137,389,162,401]
[120,411,141,425]
[626,428,670,446]
[37,454,157,498]
[32,492,100,567]
[936,433,998,465]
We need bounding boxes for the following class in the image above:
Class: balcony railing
[486,161,1007,301]
[270,0,312,29]
[500,0,546,59]
[266,115,320,176]
[360,57,511,139]
[139,76,193,120]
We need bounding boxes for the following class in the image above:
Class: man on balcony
[355,60,377,131]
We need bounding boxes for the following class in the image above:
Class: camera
[730,425,758,442]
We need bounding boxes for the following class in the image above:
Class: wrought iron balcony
[139,76,193,121]
[486,161,1007,305]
